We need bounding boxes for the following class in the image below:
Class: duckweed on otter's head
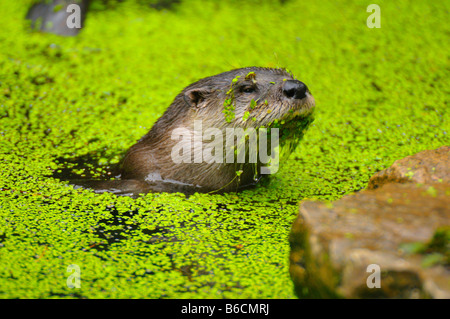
[0,0,448,298]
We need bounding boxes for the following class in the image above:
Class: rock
[25,0,181,37]
[289,182,450,299]
[26,0,89,36]
[368,145,450,190]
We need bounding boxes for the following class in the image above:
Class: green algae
[223,75,240,123]
[400,227,450,268]
[0,0,449,299]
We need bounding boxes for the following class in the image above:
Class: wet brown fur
[74,67,315,196]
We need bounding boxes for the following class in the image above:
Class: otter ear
[184,88,211,108]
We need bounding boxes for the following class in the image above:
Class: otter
[69,67,315,196]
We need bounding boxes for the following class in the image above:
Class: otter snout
[283,80,308,100]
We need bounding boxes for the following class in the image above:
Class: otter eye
[242,86,256,93]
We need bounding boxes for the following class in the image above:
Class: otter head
[181,67,315,163]
[122,67,315,194]
[183,67,315,130]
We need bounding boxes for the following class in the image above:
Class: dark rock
[368,145,450,190]
[25,0,181,37]
[26,0,89,36]
[289,182,450,299]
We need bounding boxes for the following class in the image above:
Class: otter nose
[283,80,308,100]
